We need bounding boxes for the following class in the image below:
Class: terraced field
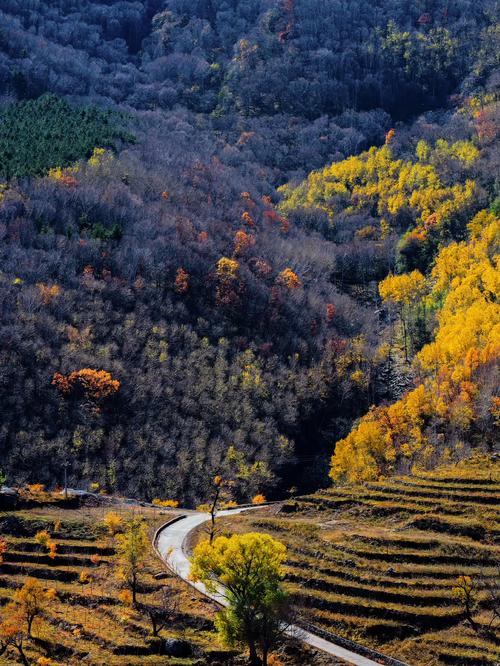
[0,501,220,666]
[217,458,500,666]
[0,497,345,666]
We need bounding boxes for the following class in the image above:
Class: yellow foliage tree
[216,257,239,279]
[379,269,427,360]
[191,533,288,666]
[216,257,241,306]
[116,518,149,604]
[103,511,123,536]
[7,578,56,638]
[88,147,113,168]
[276,268,301,290]
[279,141,478,257]
[331,210,499,483]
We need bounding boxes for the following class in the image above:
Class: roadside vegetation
[215,456,500,666]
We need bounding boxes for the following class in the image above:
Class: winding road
[154,507,392,666]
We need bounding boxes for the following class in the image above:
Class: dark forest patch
[0,94,133,179]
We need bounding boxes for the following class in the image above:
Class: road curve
[155,507,386,666]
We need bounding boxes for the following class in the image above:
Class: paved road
[155,507,387,666]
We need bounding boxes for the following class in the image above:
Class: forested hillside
[0,0,498,505]
[280,115,499,482]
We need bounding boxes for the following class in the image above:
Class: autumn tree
[453,575,479,633]
[139,585,180,637]
[103,511,123,536]
[191,533,290,666]
[252,494,266,505]
[174,268,189,294]
[202,475,224,545]
[326,303,336,323]
[52,368,120,409]
[216,257,241,306]
[453,567,500,645]
[151,498,179,508]
[0,612,29,666]
[35,530,57,560]
[5,578,56,639]
[234,230,255,256]
[276,268,301,290]
[379,270,427,361]
[36,283,61,305]
[241,211,255,228]
[0,538,6,565]
[116,518,149,604]
[216,257,239,280]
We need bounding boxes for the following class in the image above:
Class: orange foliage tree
[174,268,189,294]
[276,268,301,290]
[3,578,57,639]
[36,283,61,305]
[0,538,6,565]
[326,303,336,322]
[234,230,255,255]
[52,369,120,405]
[252,494,266,504]
[0,612,29,665]
[242,211,255,227]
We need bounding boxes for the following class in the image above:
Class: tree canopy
[191,532,289,666]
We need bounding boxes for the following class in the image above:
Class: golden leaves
[379,270,426,306]
[52,369,120,401]
[331,209,500,483]
[276,268,301,289]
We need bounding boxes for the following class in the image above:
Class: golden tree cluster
[331,210,500,482]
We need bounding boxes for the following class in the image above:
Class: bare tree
[140,585,180,637]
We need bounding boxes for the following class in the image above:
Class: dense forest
[0,0,498,505]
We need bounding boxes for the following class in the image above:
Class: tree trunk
[15,642,30,666]
[132,573,137,605]
[27,616,34,638]
[248,640,261,666]
[209,511,216,545]
[401,314,409,363]
[209,485,221,545]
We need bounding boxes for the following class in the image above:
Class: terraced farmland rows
[0,505,218,665]
[218,459,500,666]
